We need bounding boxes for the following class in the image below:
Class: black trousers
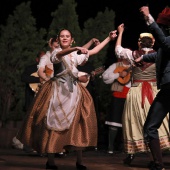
[144,88,170,141]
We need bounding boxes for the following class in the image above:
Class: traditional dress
[115,45,170,154]
[17,48,97,154]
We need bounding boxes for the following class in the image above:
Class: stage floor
[0,148,170,170]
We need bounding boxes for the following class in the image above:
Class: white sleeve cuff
[146,14,155,25]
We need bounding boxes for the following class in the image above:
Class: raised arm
[82,38,100,49]
[88,30,117,56]
[115,24,133,61]
[140,6,170,48]
[115,23,127,58]
[115,23,125,47]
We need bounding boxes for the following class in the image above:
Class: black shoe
[123,154,135,166]
[23,145,35,153]
[46,161,58,169]
[55,152,67,158]
[148,161,155,169]
[149,162,165,170]
[76,162,87,170]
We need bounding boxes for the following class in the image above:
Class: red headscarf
[156,7,170,26]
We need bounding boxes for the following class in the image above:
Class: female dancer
[115,23,170,167]
[17,28,117,169]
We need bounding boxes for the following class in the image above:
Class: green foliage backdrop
[0,0,116,125]
[0,2,46,124]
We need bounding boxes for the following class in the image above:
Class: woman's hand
[117,23,125,33]
[109,30,117,40]
[119,70,128,78]
[135,56,143,63]
[92,38,100,46]
[39,77,50,83]
[133,56,143,67]
[76,47,88,54]
[78,75,89,83]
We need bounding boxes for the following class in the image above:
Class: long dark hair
[49,36,58,46]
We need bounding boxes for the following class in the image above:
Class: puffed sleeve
[102,64,119,84]
[50,48,62,63]
[115,45,133,64]
[72,51,89,66]
[37,54,47,69]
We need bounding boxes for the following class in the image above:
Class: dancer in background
[102,58,131,154]
[12,50,45,152]
[13,36,59,153]
[37,36,59,90]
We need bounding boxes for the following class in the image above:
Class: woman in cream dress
[115,24,170,166]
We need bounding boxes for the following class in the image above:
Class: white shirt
[102,62,131,88]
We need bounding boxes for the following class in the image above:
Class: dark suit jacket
[142,22,170,89]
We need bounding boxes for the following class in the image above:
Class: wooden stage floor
[0,148,170,170]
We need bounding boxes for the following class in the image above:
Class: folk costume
[17,48,97,154]
[115,44,170,155]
